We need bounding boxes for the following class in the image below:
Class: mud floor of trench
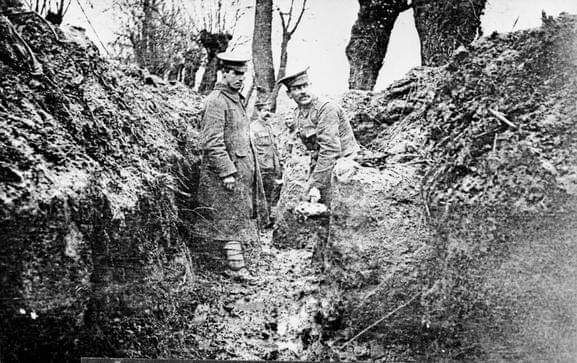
[191,230,336,361]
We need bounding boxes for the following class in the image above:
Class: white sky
[63,0,577,93]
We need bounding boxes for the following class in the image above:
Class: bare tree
[197,29,232,93]
[182,45,204,87]
[252,0,274,107]
[345,0,411,90]
[189,0,250,93]
[113,0,200,78]
[268,0,307,111]
[27,0,72,25]
[413,0,486,66]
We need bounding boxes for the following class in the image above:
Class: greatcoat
[193,82,268,242]
[289,96,360,203]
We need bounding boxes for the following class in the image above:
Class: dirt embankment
[2,9,577,363]
[310,12,577,360]
[0,13,212,361]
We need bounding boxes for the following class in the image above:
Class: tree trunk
[183,63,199,88]
[199,56,219,94]
[198,30,232,94]
[270,34,290,112]
[252,0,275,107]
[346,0,411,90]
[133,0,153,70]
[413,0,487,66]
[183,48,202,88]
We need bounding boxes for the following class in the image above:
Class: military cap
[277,67,310,88]
[217,52,250,72]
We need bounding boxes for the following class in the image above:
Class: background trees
[251,0,307,111]
[192,0,249,93]
[112,0,196,78]
[346,0,487,90]
[413,0,486,66]
[28,0,71,25]
[1,0,69,24]
[345,0,411,90]
[110,0,248,93]
[4,0,490,94]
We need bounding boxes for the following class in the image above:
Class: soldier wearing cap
[278,68,360,204]
[250,100,283,217]
[193,52,269,281]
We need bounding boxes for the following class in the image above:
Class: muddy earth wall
[274,13,577,360]
[0,14,214,361]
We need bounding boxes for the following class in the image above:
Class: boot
[223,241,258,285]
[223,241,245,271]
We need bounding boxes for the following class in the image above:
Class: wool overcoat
[193,82,268,242]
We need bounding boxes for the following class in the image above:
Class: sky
[62,0,577,94]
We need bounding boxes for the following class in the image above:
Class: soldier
[193,52,268,281]
[250,100,283,219]
[278,68,360,204]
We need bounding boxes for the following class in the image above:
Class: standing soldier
[278,68,360,205]
[193,52,268,281]
[250,101,283,220]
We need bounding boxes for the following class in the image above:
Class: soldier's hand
[308,187,321,203]
[223,176,236,191]
[284,112,295,131]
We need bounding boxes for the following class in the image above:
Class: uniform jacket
[193,82,268,242]
[250,118,282,175]
[289,96,360,193]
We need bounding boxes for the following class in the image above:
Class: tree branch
[277,6,287,32]
[287,0,295,25]
[288,0,306,36]
[64,0,72,15]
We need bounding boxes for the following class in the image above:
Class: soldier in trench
[278,68,360,205]
[250,100,283,222]
[193,52,269,281]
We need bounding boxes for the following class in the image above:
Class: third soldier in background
[278,68,360,205]
[250,100,283,223]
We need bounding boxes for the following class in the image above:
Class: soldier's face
[288,82,313,106]
[258,108,272,122]
[223,68,245,90]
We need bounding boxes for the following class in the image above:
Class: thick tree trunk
[252,0,275,107]
[346,0,411,90]
[133,0,154,71]
[413,0,487,66]
[130,0,167,75]
[198,30,232,94]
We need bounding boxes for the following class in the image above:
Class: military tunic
[290,96,360,202]
[251,118,282,207]
[193,82,268,242]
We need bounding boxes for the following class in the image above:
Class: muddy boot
[224,241,245,271]
[227,268,259,286]
[223,241,259,285]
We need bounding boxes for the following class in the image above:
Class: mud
[2,9,577,363]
